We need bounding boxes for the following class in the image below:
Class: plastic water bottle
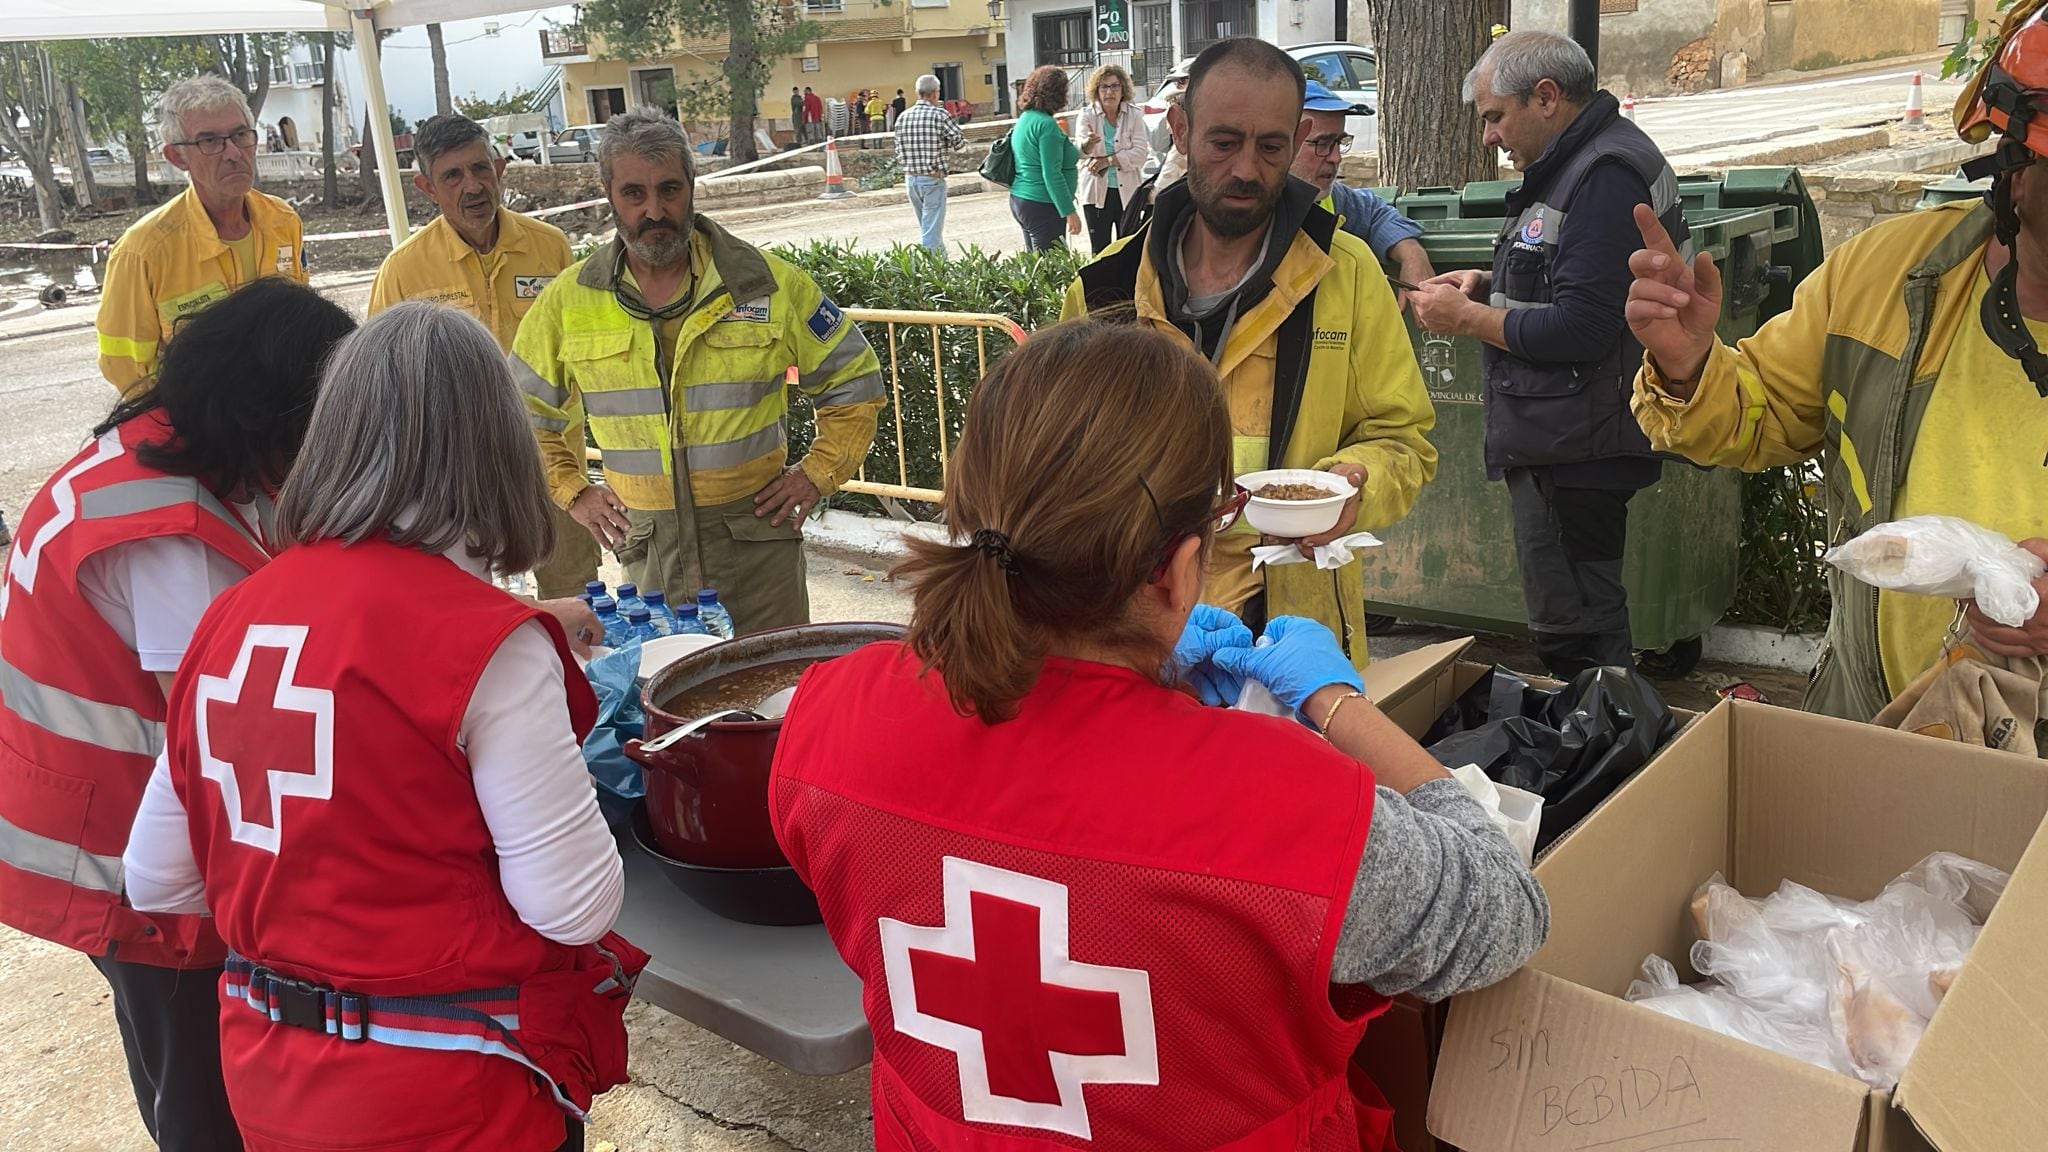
[615,582,649,620]
[626,607,661,642]
[642,589,678,635]
[584,579,607,602]
[592,596,631,648]
[671,603,712,637]
[696,589,735,639]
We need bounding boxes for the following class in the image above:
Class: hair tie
[970,527,1020,575]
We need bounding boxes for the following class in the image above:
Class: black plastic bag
[1422,665,1677,851]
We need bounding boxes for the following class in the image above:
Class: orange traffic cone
[819,135,853,199]
[1904,70,1928,130]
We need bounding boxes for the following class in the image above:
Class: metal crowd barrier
[837,308,1028,506]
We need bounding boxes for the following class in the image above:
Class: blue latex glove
[1172,604,1253,706]
[1211,616,1365,716]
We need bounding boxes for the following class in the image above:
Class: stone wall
[1801,170,1951,251]
[1667,36,1716,94]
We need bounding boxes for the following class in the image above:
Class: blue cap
[1303,79,1370,115]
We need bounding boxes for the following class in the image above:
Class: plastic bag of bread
[1627,853,2010,1089]
[1824,515,2045,627]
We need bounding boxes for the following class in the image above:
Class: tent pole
[350,7,410,246]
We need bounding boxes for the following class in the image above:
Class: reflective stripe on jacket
[1633,201,1993,721]
[97,186,307,396]
[510,220,885,511]
[0,410,269,965]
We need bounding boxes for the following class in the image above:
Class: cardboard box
[1361,640,1700,1152]
[1429,700,2048,1152]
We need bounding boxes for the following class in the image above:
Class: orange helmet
[1958,0,2048,159]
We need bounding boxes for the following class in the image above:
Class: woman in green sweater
[1009,66,1081,251]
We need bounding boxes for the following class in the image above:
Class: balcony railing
[540,27,590,59]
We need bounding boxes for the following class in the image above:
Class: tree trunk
[127,70,156,205]
[249,40,271,120]
[1366,0,1495,190]
[428,24,453,116]
[357,108,383,212]
[0,44,66,233]
[723,0,760,164]
[63,80,100,211]
[321,34,339,208]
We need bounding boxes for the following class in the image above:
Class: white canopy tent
[2,0,561,244]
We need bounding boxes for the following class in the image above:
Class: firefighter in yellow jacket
[513,109,884,634]
[1062,40,1436,669]
[98,74,307,396]
[368,113,598,598]
[1626,3,2048,723]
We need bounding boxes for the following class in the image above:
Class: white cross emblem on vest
[879,856,1159,1139]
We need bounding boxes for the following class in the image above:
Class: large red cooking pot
[625,622,907,868]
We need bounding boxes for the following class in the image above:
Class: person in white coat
[1074,62,1150,254]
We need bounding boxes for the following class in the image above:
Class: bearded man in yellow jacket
[1063,39,1436,669]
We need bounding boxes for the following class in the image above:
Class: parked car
[85,147,120,165]
[549,124,604,164]
[1289,42,1378,151]
[1142,43,1380,160]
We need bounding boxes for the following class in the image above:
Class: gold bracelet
[1318,690,1367,735]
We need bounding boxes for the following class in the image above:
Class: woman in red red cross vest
[772,318,1551,1150]
[121,303,643,1152]
[0,279,356,1152]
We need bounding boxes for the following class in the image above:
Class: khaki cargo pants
[616,496,810,636]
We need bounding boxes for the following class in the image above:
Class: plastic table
[611,838,872,1076]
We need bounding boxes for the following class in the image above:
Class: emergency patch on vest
[878,856,1159,1140]
[515,275,553,300]
[1313,326,1349,350]
[1519,217,1546,245]
[194,624,336,856]
[806,296,845,342]
[157,282,230,328]
[275,245,293,273]
[723,298,772,324]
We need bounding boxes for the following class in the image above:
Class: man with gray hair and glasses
[893,74,966,254]
[97,74,307,397]
[1409,30,1688,679]
[513,109,884,634]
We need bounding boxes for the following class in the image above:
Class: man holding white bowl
[1061,39,1437,670]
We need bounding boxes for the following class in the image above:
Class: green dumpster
[1368,174,1817,670]
[1917,174,1989,208]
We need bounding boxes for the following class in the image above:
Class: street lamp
[987,0,1002,20]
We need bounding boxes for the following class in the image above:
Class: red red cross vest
[771,642,1395,1151]
[166,537,626,1152]
[0,411,270,968]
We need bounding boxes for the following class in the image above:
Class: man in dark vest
[1411,30,1689,678]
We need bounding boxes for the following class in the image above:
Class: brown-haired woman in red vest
[771,316,1548,1150]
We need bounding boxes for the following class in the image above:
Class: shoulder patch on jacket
[806,296,845,342]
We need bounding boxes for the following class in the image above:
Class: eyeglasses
[1307,133,1355,157]
[1099,82,1123,92]
[175,127,259,155]
[1142,478,1252,580]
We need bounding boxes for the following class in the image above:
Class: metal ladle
[638,708,764,754]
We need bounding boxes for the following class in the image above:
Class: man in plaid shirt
[893,74,967,254]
